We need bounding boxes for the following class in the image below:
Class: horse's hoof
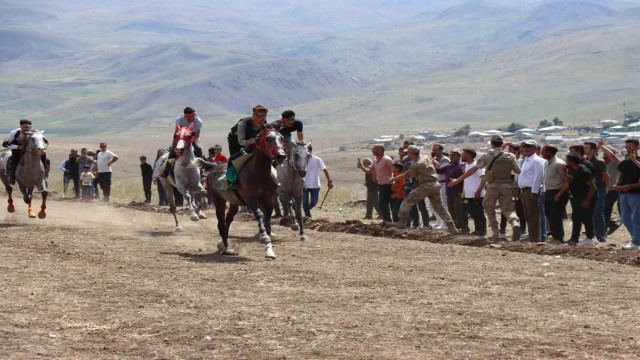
[190,215,200,221]
[291,224,300,231]
[7,205,14,213]
[222,249,237,256]
[175,226,183,232]
[300,235,308,242]
[38,211,46,219]
[260,234,271,244]
[265,248,276,259]
[198,213,207,220]
[28,209,36,218]
[217,241,225,252]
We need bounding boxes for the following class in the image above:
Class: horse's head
[25,131,46,155]
[174,123,194,156]
[258,129,286,164]
[290,141,311,177]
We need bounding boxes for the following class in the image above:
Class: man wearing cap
[517,140,546,242]
[449,134,521,241]
[271,110,303,153]
[391,145,459,234]
[228,105,269,156]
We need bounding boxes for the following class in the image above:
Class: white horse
[158,124,207,231]
[0,130,48,218]
[276,141,311,241]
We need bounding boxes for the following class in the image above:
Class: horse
[158,123,207,231]
[276,141,311,242]
[0,130,48,218]
[199,129,286,259]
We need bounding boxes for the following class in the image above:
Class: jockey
[162,107,202,177]
[2,119,47,185]
[271,110,303,153]
[227,105,268,156]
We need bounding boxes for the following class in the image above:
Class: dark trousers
[378,184,393,222]
[545,189,569,241]
[98,172,112,201]
[570,196,597,240]
[462,197,486,233]
[366,189,381,218]
[72,175,80,198]
[391,197,404,223]
[303,188,320,217]
[446,194,463,230]
[143,178,152,202]
[521,188,541,241]
[406,188,429,227]
[157,181,168,205]
[605,190,619,227]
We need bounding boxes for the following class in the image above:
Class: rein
[256,129,284,160]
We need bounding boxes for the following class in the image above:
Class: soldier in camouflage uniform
[392,145,460,234]
[448,134,521,241]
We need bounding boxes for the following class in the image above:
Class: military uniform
[398,154,457,232]
[475,147,521,239]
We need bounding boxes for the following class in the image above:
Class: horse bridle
[24,131,47,154]
[256,129,284,160]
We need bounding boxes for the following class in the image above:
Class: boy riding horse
[162,107,203,178]
[3,119,48,185]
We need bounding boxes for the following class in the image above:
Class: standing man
[460,149,487,236]
[303,145,333,218]
[140,155,153,203]
[357,158,381,219]
[392,145,459,234]
[207,145,229,165]
[598,140,622,234]
[359,145,394,222]
[432,144,450,229]
[271,110,303,153]
[96,143,118,202]
[436,149,464,230]
[584,142,609,242]
[541,145,569,243]
[402,146,430,228]
[228,105,268,156]
[517,140,545,242]
[449,134,521,241]
[614,139,640,250]
[556,154,598,246]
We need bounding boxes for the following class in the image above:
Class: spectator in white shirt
[96,142,119,202]
[460,149,487,235]
[303,145,333,218]
[517,140,546,242]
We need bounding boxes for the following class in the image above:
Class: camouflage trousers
[484,182,519,236]
[399,181,456,230]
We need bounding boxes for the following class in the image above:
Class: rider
[2,119,47,185]
[228,105,269,156]
[271,110,303,153]
[162,107,203,177]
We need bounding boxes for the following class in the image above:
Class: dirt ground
[1,199,640,359]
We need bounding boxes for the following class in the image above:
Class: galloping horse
[0,130,48,218]
[203,129,286,259]
[276,141,310,242]
[159,123,207,231]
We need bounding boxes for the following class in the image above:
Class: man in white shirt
[460,149,487,235]
[303,145,333,218]
[96,142,119,202]
[517,140,545,241]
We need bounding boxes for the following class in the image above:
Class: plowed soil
[2,200,640,359]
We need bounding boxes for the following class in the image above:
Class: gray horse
[0,131,48,218]
[158,124,207,231]
[276,141,310,241]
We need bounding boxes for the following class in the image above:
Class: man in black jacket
[140,156,153,203]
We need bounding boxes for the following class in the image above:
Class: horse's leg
[24,187,35,218]
[214,196,234,255]
[6,183,14,213]
[249,196,275,259]
[37,180,47,219]
[164,183,181,231]
[284,193,298,231]
[293,193,307,241]
[262,198,274,237]
[177,182,198,221]
[197,188,207,219]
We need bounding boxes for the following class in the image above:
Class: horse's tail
[192,158,218,172]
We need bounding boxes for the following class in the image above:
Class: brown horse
[202,129,286,259]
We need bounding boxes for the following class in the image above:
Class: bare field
[1,199,640,359]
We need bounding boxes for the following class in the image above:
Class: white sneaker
[436,224,448,230]
[622,241,640,250]
[577,238,599,247]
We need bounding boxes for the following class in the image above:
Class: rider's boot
[8,163,16,185]
[161,159,174,178]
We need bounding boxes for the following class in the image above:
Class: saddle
[218,151,253,191]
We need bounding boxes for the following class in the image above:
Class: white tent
[601,119,619,125]
[628,122,640,127]
[609,125,624,130]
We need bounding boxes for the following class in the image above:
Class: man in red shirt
[207,145,228,165]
